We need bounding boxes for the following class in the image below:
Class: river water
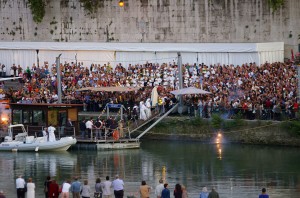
[0,141,299,198]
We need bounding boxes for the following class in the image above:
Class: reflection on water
[0,141,300,198]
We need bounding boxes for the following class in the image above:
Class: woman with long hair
[173,183,182,198]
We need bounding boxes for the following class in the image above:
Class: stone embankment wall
[144,117,300,146]
[0,0,299,56]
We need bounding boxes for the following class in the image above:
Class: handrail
[136,103,179,140]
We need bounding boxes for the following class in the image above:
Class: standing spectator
[80,119,86,139]
[17,65,23,76]
[44,176,52,198]
[102,176,112,198]
[293,99,299,118]
[199,187,209,198]
[118,119,124,138]
[161,183,170,198]
[25,66,32,80]
[26,178,35,198]
[173,183,182,198]
[85,117,93,139]
[132,105,139,126]
[258,188,269,198]
[81,180,91,198]
[155,179,164,198]
[181,185,188,198]
[66,118,74,135]
[0,190,5,198]
[42,127,49,142]
[112,175,124,198]
[61,180,71,198]
[71,176,81,198]
[94,178,103,198]
[94,119,102,139]
[198,99,203,118]
[48,124,56,142]
[139,180,151,198]
[11,64,17,77]
[208,187,219,198]
[16,175,26,198]
[48,180,60,198]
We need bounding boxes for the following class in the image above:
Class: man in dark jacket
[94,119,102,139]
[208,187,219,198]
[161,183,170,198]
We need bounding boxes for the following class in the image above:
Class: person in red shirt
[48,180,60,198]
[292,99,299,118]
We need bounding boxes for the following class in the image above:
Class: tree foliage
[28,0,46,23]
[80,0,99,14]
[211,113,223,129]
[268,0,285,12]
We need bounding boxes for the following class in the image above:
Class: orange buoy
[113,130,119,141]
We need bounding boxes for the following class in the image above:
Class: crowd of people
[11,174,270,198]
[2,60,299,121]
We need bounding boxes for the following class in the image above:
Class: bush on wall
[268,0,284,12]
[80,0,99,14]
[28,0,45,23]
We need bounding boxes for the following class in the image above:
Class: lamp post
[56,54,62,103]
[75,53,77,66]
[177,52,183,114]
[36,49,39,67]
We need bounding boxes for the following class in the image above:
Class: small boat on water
[0,124,77,152]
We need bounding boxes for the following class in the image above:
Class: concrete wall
[145,117,300,146]
[0,0,299,57]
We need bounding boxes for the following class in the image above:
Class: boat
[0,124,77,152]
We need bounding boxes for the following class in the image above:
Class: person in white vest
[48,124,56,142]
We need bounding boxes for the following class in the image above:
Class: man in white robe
[48,124,56,142]
[139,101,148,120]
[145,98,152,118]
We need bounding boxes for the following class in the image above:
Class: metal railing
[10,125,76,140]
[80,126,132,141]
[185,105,299,121]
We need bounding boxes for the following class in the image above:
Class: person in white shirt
[112,175,124,198]
[42,127,49,142]
[61,180,71,198]
[48,124,56,142]
[85,118,93,139]
[16,175,26,198]
[26,178,35,198]
[155,179,164,198]
[102,176,112,198]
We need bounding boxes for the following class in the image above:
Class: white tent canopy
[0,42,284,75]
[170,87,212,95]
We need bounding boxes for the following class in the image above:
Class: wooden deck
[76,137,139,144]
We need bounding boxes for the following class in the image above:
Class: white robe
[48,126,56,142]
[139,102,148,120]
[145,99,152,118]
